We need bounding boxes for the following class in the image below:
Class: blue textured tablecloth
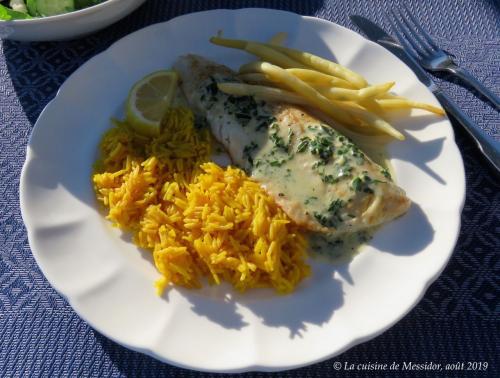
[1,0,498,377]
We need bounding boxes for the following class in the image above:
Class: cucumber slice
[36,0,74,16]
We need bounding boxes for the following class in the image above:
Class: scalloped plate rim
[20,8,465,373]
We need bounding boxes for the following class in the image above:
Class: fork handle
[448,66,500,110]
[434,91,500,173]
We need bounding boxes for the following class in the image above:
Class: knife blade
[350,15,500,173]
[349,16,436,88]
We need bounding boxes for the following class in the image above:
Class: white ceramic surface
[0,0,147,41]
[20,9,465,373]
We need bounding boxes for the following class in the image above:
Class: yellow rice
[93,107,310,294]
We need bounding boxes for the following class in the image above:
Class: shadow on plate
[371,202,434,256]
[386,109,447,184]
[149,203,434,338]
[393,134,447,184]
[118,226,343,337]
[158,262,343,339]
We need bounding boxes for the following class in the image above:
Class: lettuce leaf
[0,4,32,20]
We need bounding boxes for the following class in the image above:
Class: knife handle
[434,91,500,173]
[449,66,500,110]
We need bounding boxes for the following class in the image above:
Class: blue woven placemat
[0,0,498,377]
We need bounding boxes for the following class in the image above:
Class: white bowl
[0,0,147,41]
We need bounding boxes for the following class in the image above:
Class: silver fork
[388,11,500,173]
[391,6,500,110]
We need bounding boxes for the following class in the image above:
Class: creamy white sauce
[307,143,392,260]
[308,228,375,263]
[195,72,398,257]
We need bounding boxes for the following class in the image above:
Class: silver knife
[350,15,500,173]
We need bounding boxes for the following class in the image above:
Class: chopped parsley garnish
[337,165,352,178]
[321,124,336,136]
[317,165,352,184]
[321,174,338,184]
[314,199,345,227]
[268,158,288,167]
[242,141,258,166]
[268,124,295,154]
[287,128,294,149]
[313,212,329,227]
[206,77,219,98]
[255,116,277,131]
[235,112,252,126]
[351,175,374,194]
[351,177,362,191]
[309,135,334,162]
[223,94,259,127]
[296,137,310,153]
[381,168,392,179]
[269,132,287,152]
[328,199,344,214]
[304,196,318,205]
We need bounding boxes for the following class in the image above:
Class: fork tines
[390,6,438,59]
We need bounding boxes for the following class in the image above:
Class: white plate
[20,9,465,373]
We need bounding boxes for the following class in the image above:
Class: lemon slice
[125,70,178,137]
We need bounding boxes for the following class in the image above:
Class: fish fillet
[174,54,410,235]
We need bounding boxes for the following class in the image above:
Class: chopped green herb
[268,158,288,167]
[381,168,392,179]
[243,141,258,166]
[337,165,352,179]
[313,199,345,227]
[351,177,362,192]
[304,196,318,205]
[351,175,375,194]
[269,132,287,151]
[287,128,294,149]
[255,116,277,131]
[321,125,336,136]
[312,160,326,169]
[328,199,344,214]
[321,174,338,184]
[296,137,310,153]
[206,78,218,97]
[309,135,334,162]
[235,112,252,120]
[254,159,264,168]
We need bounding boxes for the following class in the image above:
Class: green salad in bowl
[0,0,145,41]
[0,0,106,19]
